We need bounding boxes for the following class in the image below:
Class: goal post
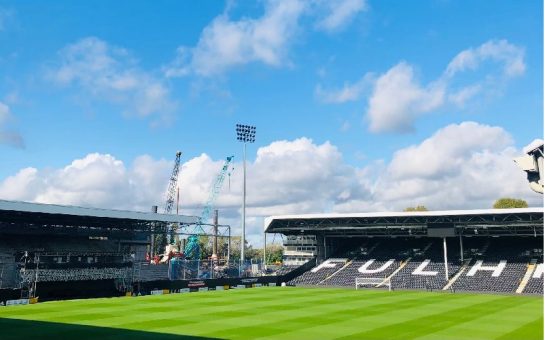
[355,277,391,291]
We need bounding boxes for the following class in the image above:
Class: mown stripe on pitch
[419,298,543,340]
[1,287,541,340]
[156,295,460,335]
[114,317,200,330]
[133,290,430,337]
[209,290,452,324]
[494,316,544,340]
[334,296,536,339]
[263,294,508,340]
[201,292,469,338]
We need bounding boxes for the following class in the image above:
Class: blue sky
[0,0,542,244]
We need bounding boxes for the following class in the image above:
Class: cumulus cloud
[367,40,525,133]
[0,138,369,245]
[314,0,367,32]
[0,122,540,245]
[49,37,177,122]
[445,40,525,78]
[0,153,172,211]
[320,39,526,133]
[386,122,512,180]
[0,101,24,148]
[447,84,482,108]
[315,73,373,103]
[364,122,540,210]
[165,0,367,77]
[165,1,305,77]
[367,63,445,132]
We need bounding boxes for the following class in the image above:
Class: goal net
[355,277,391,291]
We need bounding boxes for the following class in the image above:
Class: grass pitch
[0,287,542,340]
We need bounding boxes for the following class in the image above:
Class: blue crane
[184,156,234,259]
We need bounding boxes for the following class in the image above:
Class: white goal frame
[355,277,391,291]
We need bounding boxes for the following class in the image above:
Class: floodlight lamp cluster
[236,124,256,143]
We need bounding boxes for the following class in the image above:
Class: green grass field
[1,287,542,340]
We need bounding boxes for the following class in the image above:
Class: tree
[222,236,252,261]
[404,205,428,212]
[198,235,212,260]
[493,198,528,209]
[264,244,284,264]
[153,233,167,255]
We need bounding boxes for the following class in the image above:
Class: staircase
[319,259,353,285]
[132,262,142,282]
[378,258,410,287]
[443,259,471,291]
[516,261,537,294]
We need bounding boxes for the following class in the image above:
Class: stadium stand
[289,258,349,285]
[0,201,542,300]
[0,263,17,289]
[524,262,543,294]
[390,239,462,290]
[287,236,543,294]
[20,267,132,282]
[451,238,540,293]
[0,234,137,288]
[318,241,393,287]
[320,238,431,287]
[134,263,170,282]
[274,265,299,276]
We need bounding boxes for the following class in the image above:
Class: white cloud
[448,84,482,108]
[365,122,540,210]
[314,0,367,32]
[367,62,445,132]
[315,73,373,103]
[331,39,526,133]
[0,101,24,148]
[165,0,368,77]
[445,39,526,78]
[0,153,173,212]
[1,123,540,246]
[49,37,177,122]
[386,122,512,180]
[165,1,306,77]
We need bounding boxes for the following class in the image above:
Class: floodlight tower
[514,139,544,194]
[236,124,256,268]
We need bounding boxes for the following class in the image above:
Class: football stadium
[0,139,543,339]
[0,205,543,340]
[0,2,543,339]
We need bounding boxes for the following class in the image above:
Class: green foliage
[493,198,529,209]
[404,205,428,212]
[265,244,284,264]
[225,236,276,261]
[153,232,167,255]
[198,235,211,260]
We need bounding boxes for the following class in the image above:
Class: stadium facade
[0,199,543,303]
[0,199,280,304]
[265,208,544,294]
[0,199,198,301]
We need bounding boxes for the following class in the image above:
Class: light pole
[236,124,256,274]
